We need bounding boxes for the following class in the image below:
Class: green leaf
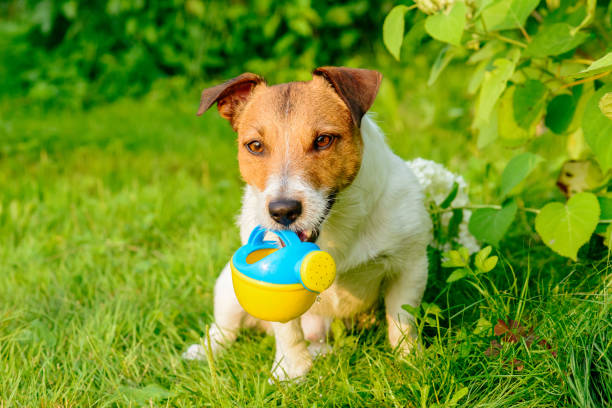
[383,5,410,60]
[428,45,457,86]
[32,0,53,33]
[474,246,498,273]
[402,19,427,56]
[447,208,464,240]
[513,79,548,129]
[599,92,612,120]
[497,86,531,147]
[441,181,459,208]
[596,196,612,233]
[603,223,612,249]
[422,302,442,316]
[61,1,77,19]
[572,0,596,33]
[467,40,506,65]
[442,249,469,268]
[474,49,520,129]
[535,192,600,261]
[482,256,498,273]
[583,84,612,172]
[330,318,347,340]
[474,316,493,335]
[565,83,595,135]
[476,103,499,148]
[468,59,489,95]
[480,0,539,31]
[425,1,467,46]
[458,246,470,261]
[500,152,544,197]
[401,303,420,317]
[449,386,469,406]
[599,197,612,219]
[472,0,496,18]
[420,385,431,408]
[545,94,576,134]
[476,245,492,261]
[289,18,312,37]
[468,200,518,246]
[526,23,588,57]
[571,52,612,78]
[119,384,172,405]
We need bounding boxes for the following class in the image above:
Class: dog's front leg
[183,263,245,360]
[270,319,312,381]
[384,253,428,355]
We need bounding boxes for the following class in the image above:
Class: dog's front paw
[182,344,207,361]
[393,332,419,357]
[307,341,332,359]
[388,325,419,357]
[182,323,234,361]
[270,349,313,382]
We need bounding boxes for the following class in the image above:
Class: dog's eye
[314,134,335,150]
[245,140,264,155]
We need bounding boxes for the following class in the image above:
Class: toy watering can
[230,226,336,322]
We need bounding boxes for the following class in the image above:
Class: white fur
[184,115,432,380]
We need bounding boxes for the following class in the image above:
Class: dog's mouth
[277,229,318,247]
[280,191,337,245]
[297,229,319,243]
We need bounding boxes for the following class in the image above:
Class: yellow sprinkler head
[300,251,336,293]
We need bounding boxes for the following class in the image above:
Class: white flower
[415,0,456,15]
[416,0,476,19]
[407,158,480,253]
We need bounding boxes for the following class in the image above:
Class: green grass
[0,72,610,407]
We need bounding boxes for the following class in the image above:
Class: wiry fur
[183,115,432,380]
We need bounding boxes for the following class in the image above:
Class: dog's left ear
[313,66,382,127]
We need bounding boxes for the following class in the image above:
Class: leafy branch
[384,0,612,260]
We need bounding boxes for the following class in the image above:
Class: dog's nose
[268,199,302,226]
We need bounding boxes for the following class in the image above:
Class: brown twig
[558,71,611,90]
[531,10,543,23]
[518,24,531,43]
[491,32,528,48]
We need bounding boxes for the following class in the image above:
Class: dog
[183,67,432,381]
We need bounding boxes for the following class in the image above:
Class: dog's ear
[313,66,382,127]
[197,73,265,126]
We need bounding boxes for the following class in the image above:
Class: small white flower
[415,0,455,15]
[407,158,480,253]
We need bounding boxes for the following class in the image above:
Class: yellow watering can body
[230,226,336,322]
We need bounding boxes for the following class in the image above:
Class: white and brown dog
[183,67,432,381]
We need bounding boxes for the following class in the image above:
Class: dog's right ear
[197,73,265,126]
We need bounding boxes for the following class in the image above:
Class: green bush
[0,0,393,107]
[383,0,612,260]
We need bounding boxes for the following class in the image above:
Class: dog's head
[198,67,382,242]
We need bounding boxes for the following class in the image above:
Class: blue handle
[247,226,268,245]
[234,225,321,284]
[247,226,302,247]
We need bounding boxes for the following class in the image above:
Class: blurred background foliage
[0,0,527,223]
[0,0,411,108]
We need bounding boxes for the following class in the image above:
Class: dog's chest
[308,260,387,318]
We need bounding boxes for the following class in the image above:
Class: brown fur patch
[234,76,363,193]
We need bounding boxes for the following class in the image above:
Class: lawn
[0,69,610,406]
